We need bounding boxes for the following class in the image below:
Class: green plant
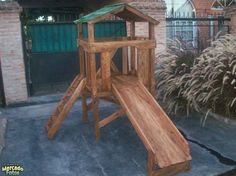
[185,34,236,118]
[156,34,236,119]
[156,39,195,114]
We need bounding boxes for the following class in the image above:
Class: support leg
[147,151,155,176]
[82,93,88,123]
[92,97,100,140]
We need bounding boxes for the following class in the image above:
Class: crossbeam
[99,109,125,128]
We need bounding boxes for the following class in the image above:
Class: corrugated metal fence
[28,21,127,53]
[26,21,127,95]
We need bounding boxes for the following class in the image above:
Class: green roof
[74,3,128,24]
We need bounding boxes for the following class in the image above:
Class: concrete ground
[0,94,236,176]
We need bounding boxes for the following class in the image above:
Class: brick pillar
[0,1,28,105]
[225,5,236,35]
[128,0,167,56]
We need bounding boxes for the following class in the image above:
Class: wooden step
[45,75,86,139]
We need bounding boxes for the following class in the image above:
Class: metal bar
[166,18,231,21]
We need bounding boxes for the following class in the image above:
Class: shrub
[156,39,195,114]
[185,34,236,118]
[156,34,236,119]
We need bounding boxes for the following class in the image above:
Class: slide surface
[112,76,191,168]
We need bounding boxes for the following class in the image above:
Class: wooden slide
[112,76,191,169]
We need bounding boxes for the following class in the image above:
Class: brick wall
[192,0,214,16]
[0,1,28,105]
[129,0,166,55]
[225,5,236,35]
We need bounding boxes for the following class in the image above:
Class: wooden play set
[44,3,191,176]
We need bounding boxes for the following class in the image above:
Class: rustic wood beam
[122,46,128,74]
[137,49,150,88]
[130,21,136,75]
[88,23,95,42]
[98,109,125,128]
[79,39,155,53]
[78,23,85,76]
[149,22,156,96]
[101,51,111,91]
[154,161,190,176]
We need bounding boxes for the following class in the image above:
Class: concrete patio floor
[0,94,236,176]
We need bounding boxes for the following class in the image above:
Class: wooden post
[122,47,128,74]
[101,51,111,91]
[147,151,154,176]
[130,21,136,75]
[149,22,156,96]
[137,49,149,88]
[82,93,88,123]
[85,52,90,85]
[89,53,100,140]
[88,23,95,43]
[78,23,85,76]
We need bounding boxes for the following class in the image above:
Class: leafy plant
[156,39,195,114]
[185,34,236,118]
[156,34,236,119]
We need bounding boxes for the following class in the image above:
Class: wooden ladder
[44,75,86,139]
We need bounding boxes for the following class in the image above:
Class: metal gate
[166,17,230,54]
[25,21,127,95]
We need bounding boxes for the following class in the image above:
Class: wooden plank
[89,53,97,97]
[79,39,156,53]
[88,23,94,42]
[47,77,86,139]
[98,91,112,98]
[78,23,85,76]
[101,51,111,91]
[147,151,155,176]
[122,47,128,74]
[96,68,101,78]
[45,75,84,130]
[85,52,91,84]
[99,109,125,128]
[130,21,136,74]
[82,92,88,123]
[93,97,100,140]
[137,49,150,88]
[89,6,125,24]
[112,76,191,168]
[149,22,156,96]
[88,52,100,140]
[111,61,120,73]
[154,161,190,176]
[101,96,120,105]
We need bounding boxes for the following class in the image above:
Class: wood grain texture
[155,161,190,176]
[78,23,85,76]
[137,49,150,88]
[45,75,86,139]
[88,23,94,42]
[101,51,111,91]
[88,53,97,97]
[122,46,128,74]
[130,21,136,74]
[112,76,191,168]
[99,109,125,128]
[79,39,156,53]
[82,92,88,123]
[149,22,156,96]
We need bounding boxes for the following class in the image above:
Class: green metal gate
[26,21,126,95]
